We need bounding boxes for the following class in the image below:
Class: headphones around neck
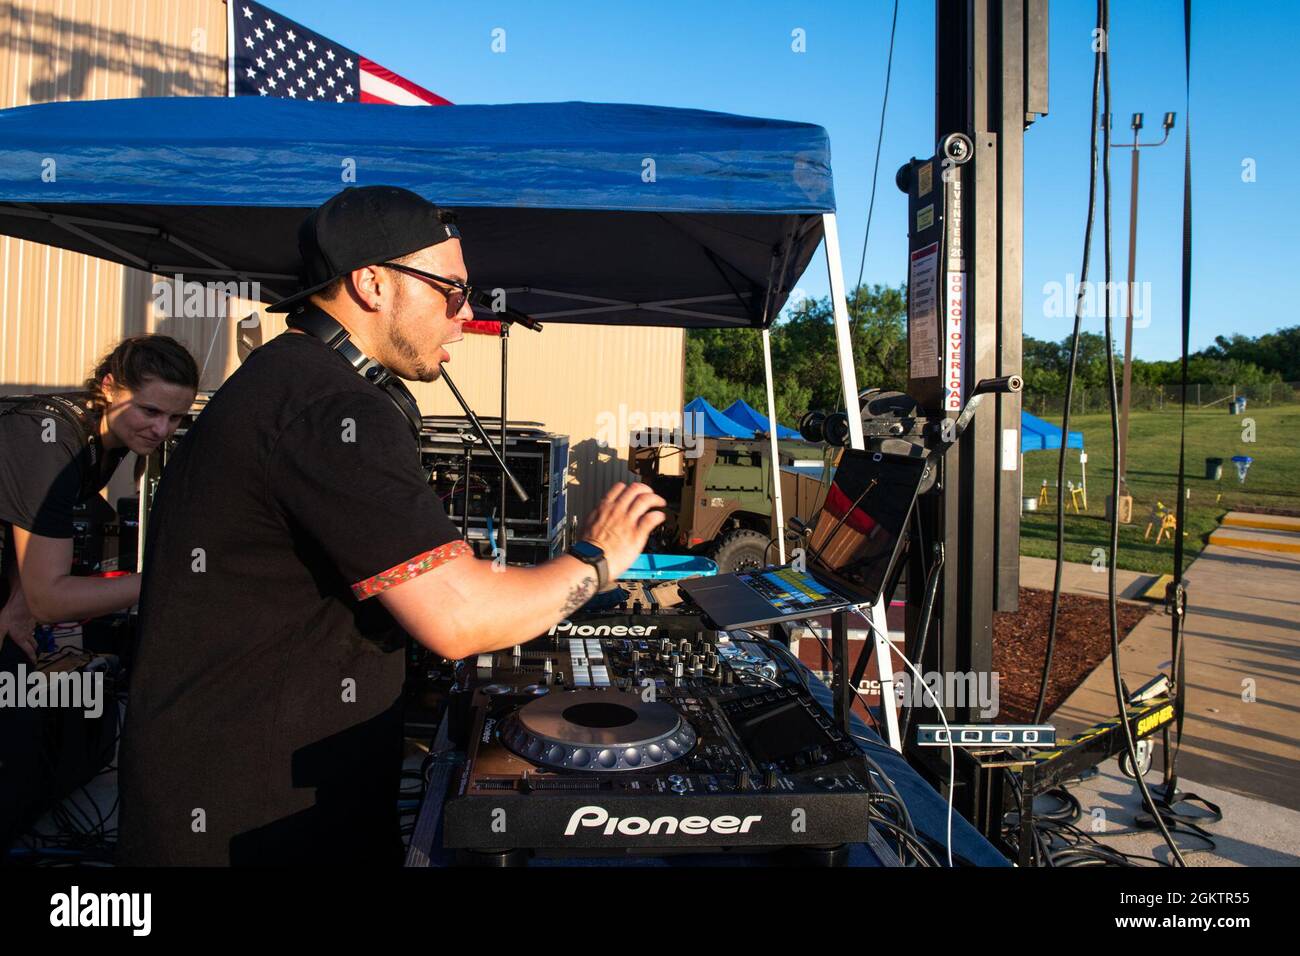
[285,304,423,440]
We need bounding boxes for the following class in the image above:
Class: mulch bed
[993,588,1153,722]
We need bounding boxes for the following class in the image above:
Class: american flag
[228,0,451,106]
[227,2,506,333]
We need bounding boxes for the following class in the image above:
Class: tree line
[686,283,908,425]
[685,282,1298,422]
[1022,327,1300,394]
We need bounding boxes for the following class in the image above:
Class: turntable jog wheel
[498,689,696,772]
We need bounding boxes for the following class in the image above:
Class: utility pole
[1114,111,1176,501]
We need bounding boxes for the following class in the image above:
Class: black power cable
[1097,0,1186,866]
[1158,0,1195,814]
[898,527,942,746]
[1033,15,1104,725]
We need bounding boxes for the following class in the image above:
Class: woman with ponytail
[0,335,198,662]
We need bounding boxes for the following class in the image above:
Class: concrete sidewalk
[1019,554,1152,602]
[1039,543,1300,813]
[1060,764,1300,866]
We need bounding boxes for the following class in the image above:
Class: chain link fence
[1025,382,1300,416]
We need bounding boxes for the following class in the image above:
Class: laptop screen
[805,450,927,602]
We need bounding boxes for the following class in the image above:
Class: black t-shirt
[117,331,464,866]
[0,393,127,579]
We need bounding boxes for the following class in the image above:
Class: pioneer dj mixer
[442,588,875,860]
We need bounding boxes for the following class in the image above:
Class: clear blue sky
[268,0,1287,360]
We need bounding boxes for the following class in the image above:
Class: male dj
[117,186,666,866]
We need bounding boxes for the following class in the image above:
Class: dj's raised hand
[577,481,667,581]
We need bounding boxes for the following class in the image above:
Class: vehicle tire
[710,528,771,573]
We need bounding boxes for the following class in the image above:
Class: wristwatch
[567,540,609,590]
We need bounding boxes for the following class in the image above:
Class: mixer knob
[737,770,751,791]
[763,769,779,790]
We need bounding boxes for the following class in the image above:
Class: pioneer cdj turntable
[442,592,876,862]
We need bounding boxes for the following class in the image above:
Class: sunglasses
[379,261,474,318]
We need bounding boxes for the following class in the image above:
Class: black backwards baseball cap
[267,185,461,313]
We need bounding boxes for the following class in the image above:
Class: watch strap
[569,544,609,590]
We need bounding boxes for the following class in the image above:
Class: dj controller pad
[441,583,876,861]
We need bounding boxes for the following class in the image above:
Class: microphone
[469,289,543,332]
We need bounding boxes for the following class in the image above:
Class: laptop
[679,449,929,629]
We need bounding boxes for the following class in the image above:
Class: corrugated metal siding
[408,324,685,522]
[0,0,228,393]
[0,0,686,526]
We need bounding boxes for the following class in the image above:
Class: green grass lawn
[1019,404,1300,574]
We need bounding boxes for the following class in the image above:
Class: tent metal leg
[821,213,864,450]
[761,327,786,564]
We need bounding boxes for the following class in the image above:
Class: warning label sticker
[918,162,933,198]
[908,242,940,379]
[945,271,967,411]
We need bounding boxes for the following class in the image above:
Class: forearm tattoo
[560,573,597,617]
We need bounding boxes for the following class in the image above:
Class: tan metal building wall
[0,0,230,398]
[0,0,685,524]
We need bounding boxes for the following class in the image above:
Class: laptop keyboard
[737,568,847,615]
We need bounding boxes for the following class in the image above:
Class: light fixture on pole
[1113,109,1176,512]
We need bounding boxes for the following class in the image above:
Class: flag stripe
[359,57,450,105]
[359,75,430,106]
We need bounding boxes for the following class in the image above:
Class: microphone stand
[439,365,530,518]
[445,297,543,563]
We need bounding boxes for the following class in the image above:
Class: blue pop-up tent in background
[684,397,753,438]
[723,399,800,439]
[1020,411,1084,452]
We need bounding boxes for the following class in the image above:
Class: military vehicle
[631,437,837,572]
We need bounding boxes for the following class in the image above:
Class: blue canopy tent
[1020,411,1084,452]
[0,97,833,329]
[723,399,800,439]
[684,397,752,438]
[1020,411,1086,510]
[0,95,870,562]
